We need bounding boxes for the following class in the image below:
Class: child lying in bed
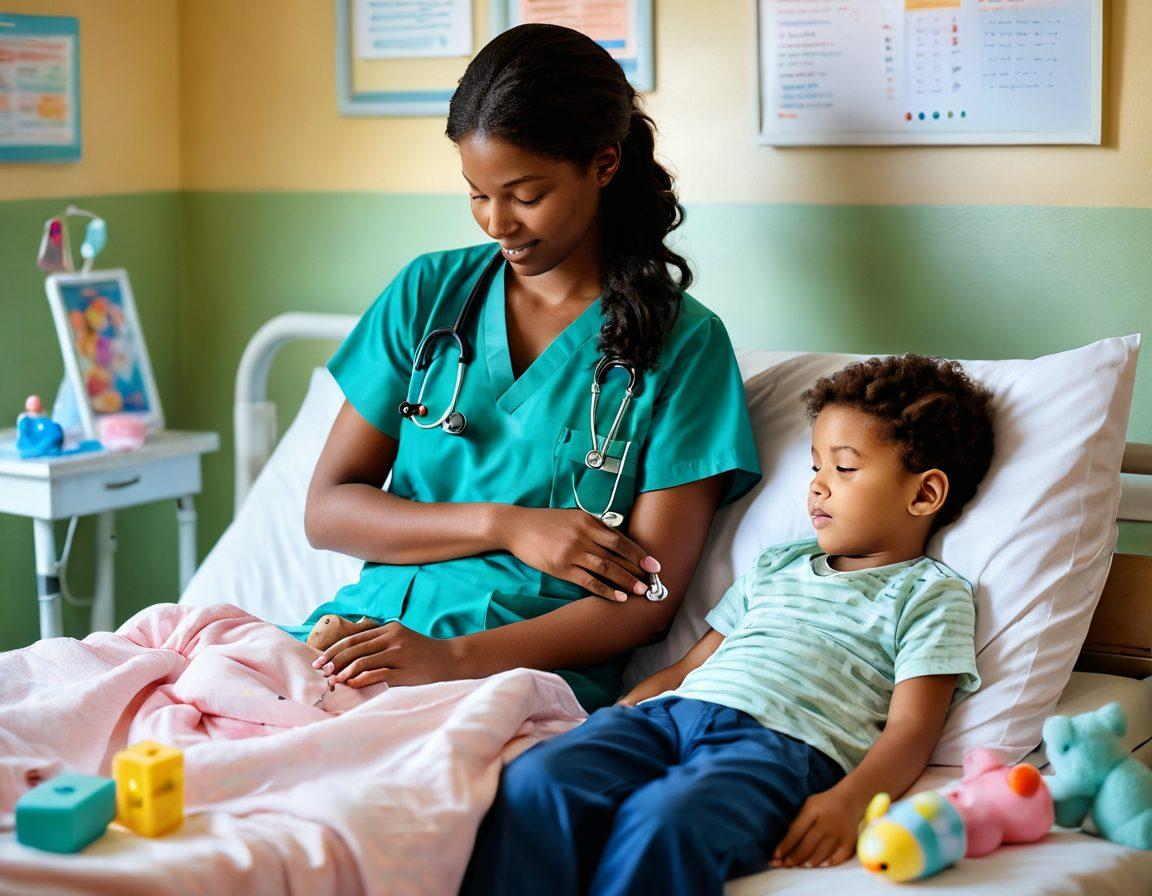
[462,354,995,896]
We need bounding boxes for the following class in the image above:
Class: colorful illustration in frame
[45,270,164,438]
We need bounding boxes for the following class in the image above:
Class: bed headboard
[232,313,1152,676]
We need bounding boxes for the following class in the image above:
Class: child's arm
[616,629,726,706]
[772,674,957,869]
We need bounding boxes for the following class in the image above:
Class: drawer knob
[104,476,141,491]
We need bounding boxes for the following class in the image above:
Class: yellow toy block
[112,741,184,837]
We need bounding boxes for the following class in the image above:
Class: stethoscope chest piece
[585,450,605,470]
[646,573,668,602]
[442,412,467,434]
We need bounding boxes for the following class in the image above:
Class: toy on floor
[112,740,185,837]
[1042,701,1152,850]
[15,772,116,853]
[857,749,1053,882]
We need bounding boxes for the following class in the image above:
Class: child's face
[809,405,940,559]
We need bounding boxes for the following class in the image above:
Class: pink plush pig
[942,748,1055,857]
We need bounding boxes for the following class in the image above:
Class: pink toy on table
[944,748,1055,856]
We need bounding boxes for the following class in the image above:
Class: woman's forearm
[455,591,683,678]
[305,483,512,565]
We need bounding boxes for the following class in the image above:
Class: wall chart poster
[758,0,1102,146]
[0,13,80,162]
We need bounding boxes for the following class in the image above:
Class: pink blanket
[0,604,586,895]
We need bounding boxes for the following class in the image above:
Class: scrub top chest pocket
[551,427,639,524]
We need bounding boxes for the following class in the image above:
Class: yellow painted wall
[178,0,1150,207]
[0,0,181,201]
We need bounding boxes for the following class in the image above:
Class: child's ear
[909,469,949,519]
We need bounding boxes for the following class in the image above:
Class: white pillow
[180,369,362,624]
[624,336,1141,765]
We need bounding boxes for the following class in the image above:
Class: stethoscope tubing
[395,246,665,599]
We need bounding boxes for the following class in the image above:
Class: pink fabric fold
[0,603,586,895]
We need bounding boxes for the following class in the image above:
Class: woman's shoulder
[400,243,495,286]
[377,243,496,316]
[661,291,735,360]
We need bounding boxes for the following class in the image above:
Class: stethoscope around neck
[394,246,668,601]
[396,249,504,435]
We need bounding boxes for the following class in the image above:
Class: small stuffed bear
[1042,701,1152,850]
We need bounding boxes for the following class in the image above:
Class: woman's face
[457,134,617,277]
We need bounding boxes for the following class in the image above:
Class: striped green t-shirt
[669,538,980,771]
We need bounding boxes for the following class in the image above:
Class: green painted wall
[0,193,185,650]
[2,192,1149,650]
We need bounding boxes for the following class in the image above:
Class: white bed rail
[232,314,1152,523]
[234,312,357,514]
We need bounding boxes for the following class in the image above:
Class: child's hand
[771,789,861,869]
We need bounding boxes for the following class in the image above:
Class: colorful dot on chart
[933,111,940,119]
[947,111,954,118]
[905,112,913,121]
[918,112,926,120]
[961,110,967,117]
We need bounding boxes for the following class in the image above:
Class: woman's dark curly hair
[801,355,995,531]
[446,23,688,372]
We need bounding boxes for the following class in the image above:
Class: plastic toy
[15,772,116,853]
[16,394,64,458]
[112,741,184,837]
[97,413,148,451]
[858,790,966,881]
[1042,701,1152,850]
[858,750,1053,882]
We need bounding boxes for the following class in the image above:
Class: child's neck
[826,544,927,573]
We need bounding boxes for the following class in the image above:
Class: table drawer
[52,454,202,518]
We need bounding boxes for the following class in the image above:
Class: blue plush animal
[1042,701,1152,850]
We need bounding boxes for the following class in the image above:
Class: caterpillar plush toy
[857,749,1054,882]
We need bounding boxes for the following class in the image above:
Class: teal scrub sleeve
[326,258,426,440]
[636,316,761,507]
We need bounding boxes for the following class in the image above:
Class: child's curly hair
[800,355,995,531]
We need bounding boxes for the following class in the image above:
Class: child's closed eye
[835,466,857,473]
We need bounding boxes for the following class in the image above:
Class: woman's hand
[499,506,661,602]
[771,787,864,869]
[313,621,468,688]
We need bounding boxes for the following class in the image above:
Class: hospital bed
[176,313,1152,894]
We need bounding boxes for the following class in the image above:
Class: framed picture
[0,13,82,162]
[335,0,653,117]
[498,0,654,92]
[44,270,164,438]
[336,0,487,117]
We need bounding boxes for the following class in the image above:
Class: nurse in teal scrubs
[295,23,761,711]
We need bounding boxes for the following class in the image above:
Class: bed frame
[232,313,1152,679]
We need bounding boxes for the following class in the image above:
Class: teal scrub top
[285,243,761,709]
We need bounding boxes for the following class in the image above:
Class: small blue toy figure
[1043,701,1152,850]
[16,395,64,459]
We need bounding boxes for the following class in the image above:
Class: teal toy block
[15,773,116,853]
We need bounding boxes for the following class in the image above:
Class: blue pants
[461,696,844,896]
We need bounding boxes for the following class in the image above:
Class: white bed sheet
[726,831,1152,896]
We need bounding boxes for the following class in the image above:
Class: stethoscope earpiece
[398,401,428,418]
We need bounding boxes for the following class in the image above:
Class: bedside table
[0,430,219,641]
